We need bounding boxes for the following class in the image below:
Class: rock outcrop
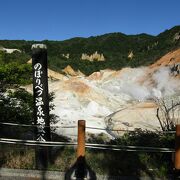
[174,32,180,41]
[0,47,21,53]
[81,51,105,61]
[128,51,134,59]
[62,65,85,77]
[62,53,70,59]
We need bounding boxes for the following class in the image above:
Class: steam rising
[47,64,180,137]
[102,66,180,101]
[152,67,180,97]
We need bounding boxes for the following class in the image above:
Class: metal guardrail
[0,138,175,153]
[0,121,176,133]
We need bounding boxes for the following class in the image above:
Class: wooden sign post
[32,44,51,169]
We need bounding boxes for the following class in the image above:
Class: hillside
[0,26,180,75]
[22,47,180,139]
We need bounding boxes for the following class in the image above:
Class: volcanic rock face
[81,51,105,61]
[26,49,180,139]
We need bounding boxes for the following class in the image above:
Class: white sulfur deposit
[25,49,180,139]
[45,64,180,139]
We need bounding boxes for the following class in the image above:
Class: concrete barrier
[0,168,172,180]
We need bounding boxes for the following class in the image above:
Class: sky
[0,0,180,41]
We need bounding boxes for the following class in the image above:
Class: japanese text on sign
[34,63,45,141]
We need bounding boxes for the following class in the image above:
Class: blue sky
[0,0,180,40]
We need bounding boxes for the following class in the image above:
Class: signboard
[32,44,51,142]
[32,44,51,169]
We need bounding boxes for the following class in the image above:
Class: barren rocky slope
[25,49,180,139]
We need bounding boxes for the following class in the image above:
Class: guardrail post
[76,120,86,178]
[77,120,86,158]
[175,124,180,177]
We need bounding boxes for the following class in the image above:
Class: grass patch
[0,143,173,178]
